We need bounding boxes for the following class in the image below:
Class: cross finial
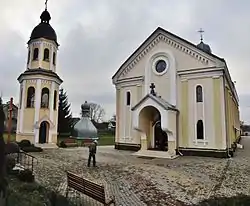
[45,0,48,10]
[198,28,204,41]
[150,83,156,96]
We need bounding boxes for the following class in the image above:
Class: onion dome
[72,101,98,140]
[28,9,58,45]
[197,41,212,54]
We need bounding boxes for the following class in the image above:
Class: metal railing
[8,151,37,173]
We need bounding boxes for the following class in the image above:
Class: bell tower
[16,2,63,146]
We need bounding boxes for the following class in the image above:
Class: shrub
[21,146,43,153]
[18,140,31,148]
[59,141,67,148]
[17,169,34,183]
[5,142,20,154]
[5,155,16,173]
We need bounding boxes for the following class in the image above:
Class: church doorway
[39,121,49,144]
[138,106,168,151]
[153,120,168,151]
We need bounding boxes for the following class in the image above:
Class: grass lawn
[3,132,115,146]
[97,134,115,145]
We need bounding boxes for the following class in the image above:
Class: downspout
[223,70,231,158]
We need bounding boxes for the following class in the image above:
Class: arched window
[27,50,30,64]
[33,48,39,60]
[26,87,35,108]
[43,48,50,61]
[196,120,204,139]
[41,88,50,108]
[196,85,203,102]
[53,90,57,110]
[53,52,56,65]
[126,91,131,106]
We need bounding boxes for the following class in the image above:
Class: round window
[155,60,167,73]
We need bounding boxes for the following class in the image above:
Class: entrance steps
[35,143,58,149]
[132,149,179,159]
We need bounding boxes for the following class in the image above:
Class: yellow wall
[224,83,240,148]
[213,78,223,148]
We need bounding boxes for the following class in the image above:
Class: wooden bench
[66,171,115,205]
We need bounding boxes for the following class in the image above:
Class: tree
[57,88,72,136]
[88,103,105,123]
[0,96,7,204]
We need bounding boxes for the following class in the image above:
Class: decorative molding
[27,79,37,84]
[41,80,52,84]
[212,76,220,79]
[117,34,211,80]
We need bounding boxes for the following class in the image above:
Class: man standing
[87,140,97,167]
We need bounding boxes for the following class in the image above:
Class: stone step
[35,143,58,149]
[132,150,179,159]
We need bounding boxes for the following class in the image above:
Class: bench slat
[68,180,105,197]
[68,181,106,203]
[66,171,113,205]
[68,172,104,191]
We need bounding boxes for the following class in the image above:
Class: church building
[16,4,62,146]
[112,27,240,157]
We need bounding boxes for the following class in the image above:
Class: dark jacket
[89,143,97,154]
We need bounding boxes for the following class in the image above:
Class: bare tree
[89,103,105,123]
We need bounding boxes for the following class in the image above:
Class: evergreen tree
[57,88,72,137]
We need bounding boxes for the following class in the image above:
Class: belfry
[16,1,63,146]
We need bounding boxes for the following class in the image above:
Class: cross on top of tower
[45,0,48,10]
[150,83,156,96]
[198,28,204,41]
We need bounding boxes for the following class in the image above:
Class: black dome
[28,9,58,45]
[197,41,212,54]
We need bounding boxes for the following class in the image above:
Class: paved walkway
[31,137,250,206]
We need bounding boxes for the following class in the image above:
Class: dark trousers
[88,153,96,167]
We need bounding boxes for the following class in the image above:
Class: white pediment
[112,27,224,84]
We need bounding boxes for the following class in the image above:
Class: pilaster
[34,79,42,143]
[49,82,55,143]
[19,80,26,133]
[38,43,44,68]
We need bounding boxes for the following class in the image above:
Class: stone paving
[31,137,250,206]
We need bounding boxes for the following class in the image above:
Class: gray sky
[1,0,250,123]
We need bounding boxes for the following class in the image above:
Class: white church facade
[112,27,240,157]
[16,6,62,146]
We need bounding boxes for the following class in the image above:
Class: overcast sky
[0,0,250,123]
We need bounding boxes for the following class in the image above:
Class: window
[196,120,204,139]
[126,91,131,106]
[33,48,39,60]
[196,85,203,102]
[43,48,50,61]
[53,52,56,65]
[41,88,50,108]
[26,87,35,108]
[27,50,30,64]
[53,90,57,110]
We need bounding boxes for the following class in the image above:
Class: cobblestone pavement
[31,137,250,206]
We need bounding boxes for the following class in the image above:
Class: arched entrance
[138,106,168,151]
[153,120,168,151]
[39,121,49,143]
